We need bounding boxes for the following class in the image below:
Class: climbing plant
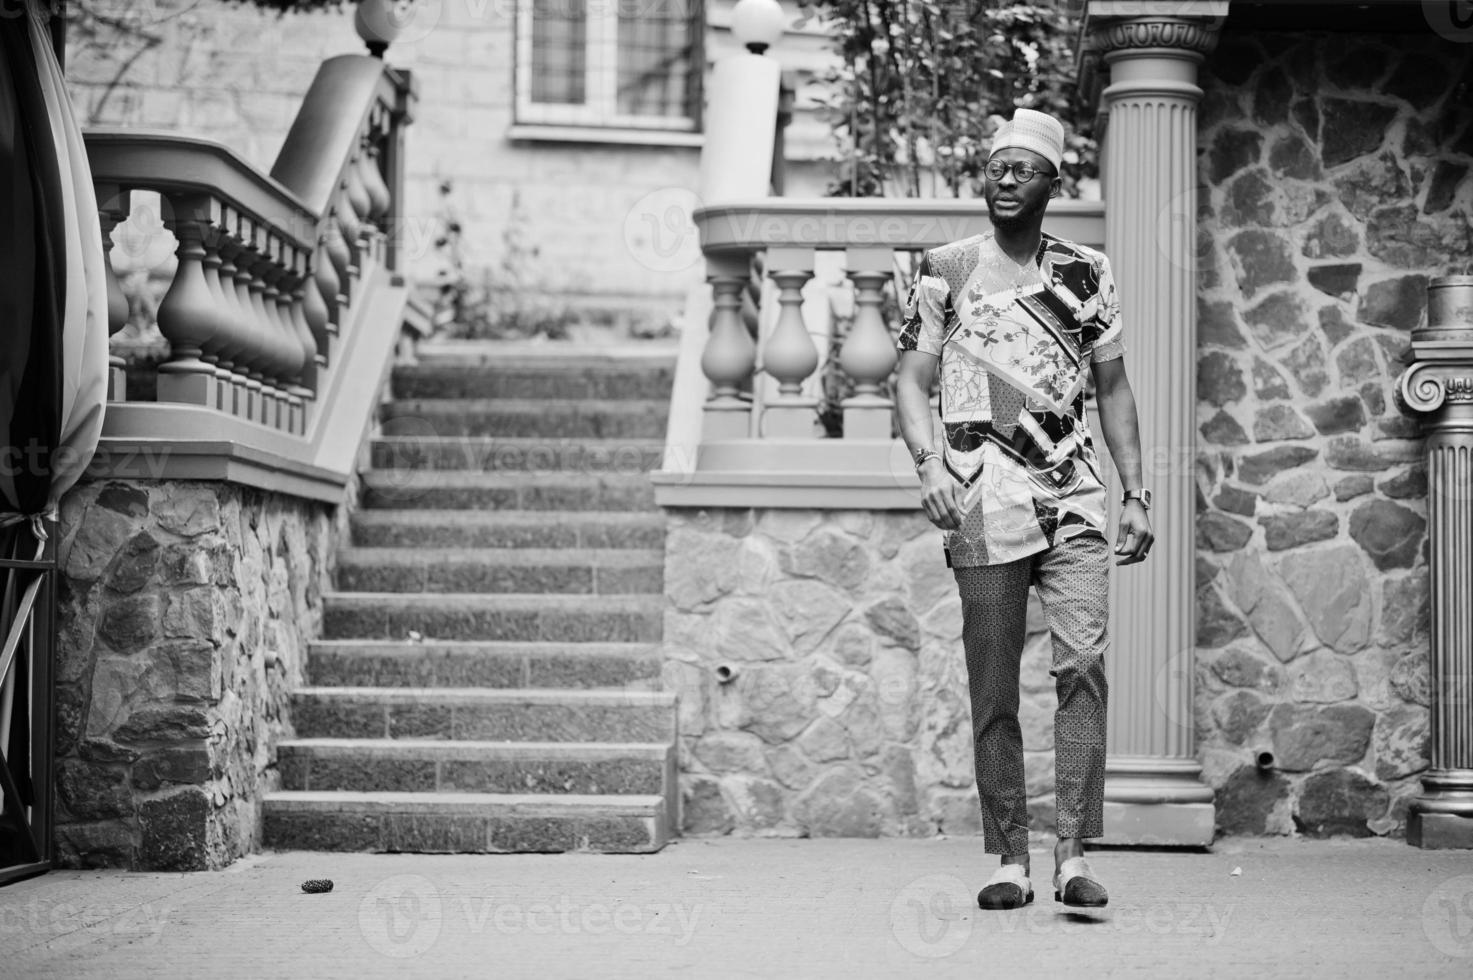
[795,0,1098,198]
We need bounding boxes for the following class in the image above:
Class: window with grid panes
[515,0,703,132]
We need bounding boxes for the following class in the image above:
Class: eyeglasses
[984,160,1057,184]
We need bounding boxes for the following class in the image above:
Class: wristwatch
[1123,488,1153,509]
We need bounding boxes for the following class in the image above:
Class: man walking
[894,108,1153,910]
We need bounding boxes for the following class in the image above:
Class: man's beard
[987,194,1048,230]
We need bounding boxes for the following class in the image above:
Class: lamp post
[696,0,787,440]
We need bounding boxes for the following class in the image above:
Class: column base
[1100,801,1215,846]
[1407,811,1473,850]
[1099,756,1216,846]
[1407,774,1473,849]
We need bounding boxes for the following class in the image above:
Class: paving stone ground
[4,837,1473,978]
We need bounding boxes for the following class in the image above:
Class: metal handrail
[0,517,56,887]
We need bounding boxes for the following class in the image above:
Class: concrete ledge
[651,437,924,509]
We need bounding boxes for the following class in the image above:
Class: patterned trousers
[953,533,1110,854]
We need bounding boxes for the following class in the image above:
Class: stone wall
[1192,32,1473,837]
[52,480,340,870]
[662,508,1064,839]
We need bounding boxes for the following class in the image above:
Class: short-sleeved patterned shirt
[897,231,1125,567]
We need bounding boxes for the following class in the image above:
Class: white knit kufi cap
[989,108,1066,171]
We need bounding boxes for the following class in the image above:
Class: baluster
[335,187,363,291]
[324,211,354,308]
[213,231,253,419]
[155,195,220,407]
[357,142,391,266]
[230,222,268,425]
[700,254,757,440]
[261,244,303,433]
[361,140,391,220]
[760,246,820,438]
[246,232,287,429]
[196,208,241,414]
[96,187,131,401]
[301,245,331,372]
[275,243,316,435]
[343,147,376,264]
[840,247,900,439]
[286,261,319,436]
[313,232,342,341]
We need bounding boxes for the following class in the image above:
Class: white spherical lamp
[731,0,786,54]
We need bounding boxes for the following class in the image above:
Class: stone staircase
[262,346,679,853]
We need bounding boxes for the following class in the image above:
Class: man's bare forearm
[1093,365,1145,491]
[895,351,940,458]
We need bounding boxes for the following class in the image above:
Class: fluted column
[1400,276,1473,849]
[1089,5,1222,845]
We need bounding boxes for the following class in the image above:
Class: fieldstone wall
[662,508,1064,839]
[52,480,340,870]
[1193,32,1473,837]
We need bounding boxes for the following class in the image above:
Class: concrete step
[392,361,675,401]
[262,790,669,853]
[359,471,657,511]
[369,436,665,473]
[351,510,666,550]
[289,687,677,742]
[381,398,669,439]
[321,592,663,643]
[277,738,674,797]
[308,640,662,689]
[336,548,664,595]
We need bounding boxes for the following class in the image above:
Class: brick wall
[1192,31,1473,837]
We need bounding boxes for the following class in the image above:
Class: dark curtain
[0,12,66,853]
[1,15,64,517]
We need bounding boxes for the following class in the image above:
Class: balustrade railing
[652,197,1105,507]
[87,56,415,437]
